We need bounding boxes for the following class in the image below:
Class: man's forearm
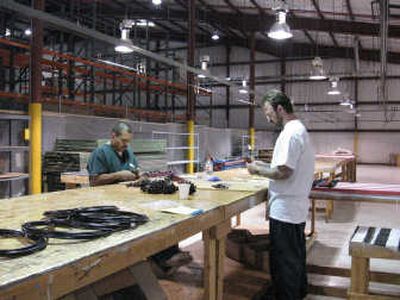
[256,166,283,180]
[91,173,121,186]
[256,165,292,180]
[255,161,270,168]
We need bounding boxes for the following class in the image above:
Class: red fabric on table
[312,182,400,197]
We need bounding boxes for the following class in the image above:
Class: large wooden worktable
[308,182,400,298]
[60,154,356,188]
[315,154,356,182]
[0,172,268,300]
[310,182,400,204]
[7,165,386,299]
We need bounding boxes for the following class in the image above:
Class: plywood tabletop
[0,184,253,292]
[192,180,268,192]
[60,171,89,185]
[213,169,267,181]
[314,160,340,174]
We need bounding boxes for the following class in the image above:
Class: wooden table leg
[342,164,348,181]
[325,172,335,221]
[129,261,167,300]
[216,237,226,300]
[310,198,316,236]
[235,214,241,227]
[203,220,231,300]
[204,229,217,300]
[346,161,352,182]
[326,200,334,221]
[352,159,357,182]
[61,261,166,300]
[349,256,370,299]
[65,183,78,189]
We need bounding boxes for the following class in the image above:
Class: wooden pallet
[44,151,91,173]
[55,139,97,152]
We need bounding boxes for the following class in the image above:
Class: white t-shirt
[269,119,315,224]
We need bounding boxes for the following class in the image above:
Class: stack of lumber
[44,151,91,192]
[43,152,91,173]
[44,139,94,192]
[54,139,97,152]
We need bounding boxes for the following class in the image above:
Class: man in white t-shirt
[248,90,315,300]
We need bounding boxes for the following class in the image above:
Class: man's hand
[247,162,260,175]
[90,170,139,186]
[247,161,293,180]
[254,160,270,168]
[116,170,139,182]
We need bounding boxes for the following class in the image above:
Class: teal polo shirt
[87,143,139,176]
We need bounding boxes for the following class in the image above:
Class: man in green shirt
[87,121,192,277]
[87,122,139,185]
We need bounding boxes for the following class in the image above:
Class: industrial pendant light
[239,80,248,94]
[136,61,146,74]
[346,104,361,117]
[211,30,220,41]
[152,0,162,5]
[24,28,32,36]
[236,99,254,105]
[340,94,352,106]
[268,10,292,40]
[339,98,352,106]
[115,27,133,53]
[327,77,341,95]
[309,57,327,80]
[198,55,210,78]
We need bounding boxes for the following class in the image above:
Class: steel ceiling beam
[188,0,242,40]
[125,0,184,35]
[223,0,248,39]
[224,0,242,15]
[346,0,363,52]
[231,37,400,64]
[310,0,339,47]
[175,0,237,42]
[129,27,400,65]
[0,0,238,88]
[112,7,400,39]
[7,0,400,68]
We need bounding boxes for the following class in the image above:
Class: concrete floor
[158,165,400,299]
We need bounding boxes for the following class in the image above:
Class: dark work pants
[269,218,307,300]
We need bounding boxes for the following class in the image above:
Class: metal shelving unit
[152,131,200,171]
[0,146,30,151]
[0,173,29,182]
[0,113,30,198]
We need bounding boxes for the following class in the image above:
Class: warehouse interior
[0,0,399,299]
